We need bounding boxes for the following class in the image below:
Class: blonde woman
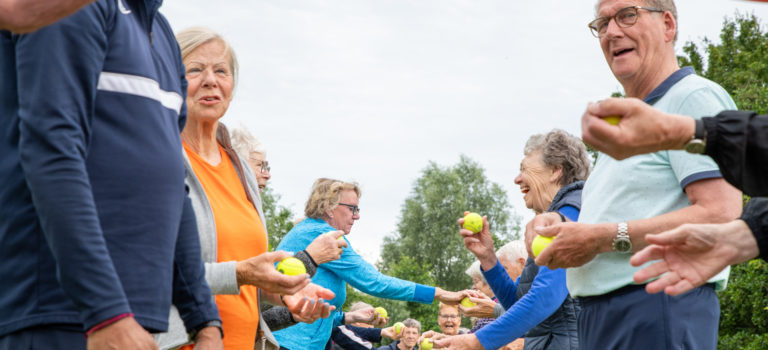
[274,178,465,350]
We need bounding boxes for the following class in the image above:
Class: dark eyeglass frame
[338,203,360,215]
[438,314,460,319]
[249,158,271,173]
[588,6,664,38]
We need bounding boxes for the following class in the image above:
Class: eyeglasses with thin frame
[438,314,460,320]
[250,158,271,173]
[338,203,360,215]
[588,6,664,38]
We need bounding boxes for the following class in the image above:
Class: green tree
[260,187,296,250]
[359,155,520,330]
[676,13,768,349]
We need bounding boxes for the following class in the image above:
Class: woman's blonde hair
[304,178,361,219]
[175,26,239,87]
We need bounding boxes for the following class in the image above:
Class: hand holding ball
[531,235,554,257]
[393,322,405,335]
[420,338,433,350]
[460,297,477,308]
[374,307,388,319]
[276,257,307,276]
[462,213,483,234]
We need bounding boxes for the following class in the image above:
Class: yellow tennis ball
[462,212,483,234]
[604,115,622,125]
[460,297,477,308]
[393,322,405,335]
[276,257,306,276]
[375,307,388,319]
[532,235,555,257]
[421,338,433,350]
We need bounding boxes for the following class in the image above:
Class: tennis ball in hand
[393,322,405,335]
[532,235,555,257]
[603,115,622,125]
[460,297,477,308]
[276,257,306,276]
[375,307,388,319]
[421,338,433,350]
[462,212,483,234]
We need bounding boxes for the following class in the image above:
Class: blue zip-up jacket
[274,218,435,350]
[475,182,583,350]
[0,0,219,336]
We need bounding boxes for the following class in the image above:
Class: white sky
[163,0,768,263]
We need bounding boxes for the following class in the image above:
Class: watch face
[613,239,632,253]
[684,139,706,154]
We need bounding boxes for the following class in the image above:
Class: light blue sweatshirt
[274,218,435,350]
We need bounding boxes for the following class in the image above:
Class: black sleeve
[740,198,768,261]
[295,250,318,277]
[330,325,383,350]
[704,111,768,196]
[262,306,298,332]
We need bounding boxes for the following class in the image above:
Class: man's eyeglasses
[338,203,360,215]
[438,314,460,320]
[588,6,664,38]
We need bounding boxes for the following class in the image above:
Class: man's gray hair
[464,260,486,284]
[348,301,373,312]
[403,318,421,333]
[496,240,527,262]
[523,129,591,187]
[230,127,267,160]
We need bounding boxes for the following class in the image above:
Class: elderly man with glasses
[231,127,272,193]
[526,1,742,349]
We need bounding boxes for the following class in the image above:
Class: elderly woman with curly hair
[441,129,591,350]
[274,178,465,350]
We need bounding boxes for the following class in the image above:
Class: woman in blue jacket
[437,129,591,350]
[274,178,464,350]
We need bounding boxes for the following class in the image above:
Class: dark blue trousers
[0,326,85,350]
[577,284,719,350]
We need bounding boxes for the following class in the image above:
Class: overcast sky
[163,0,768,263]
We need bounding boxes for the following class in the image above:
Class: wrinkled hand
[87,316,157,350]
[344,306,388,326]
[534,222,608,269]
[381,325,402,340]
[434,287,464,305]
[458,211,497,269]
[433,334,482,350]
[581,98,694,160]
[193,326,223,350]
[524,213,560,258]
[419,331,448,348]
[306,230,348,264]
[631,220,758,296]
[458,290,496,318]
[236,251,310,294]
[283,283,336,323]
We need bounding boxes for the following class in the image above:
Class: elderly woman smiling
[158,27,347,350]
[443,129,591,350]
[274,178,465,350]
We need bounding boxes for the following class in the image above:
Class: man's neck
[622,59,679,99]
[397,341,412,350]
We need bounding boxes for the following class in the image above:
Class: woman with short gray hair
[445,129,589,349]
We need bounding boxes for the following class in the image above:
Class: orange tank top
[184,141,268,350]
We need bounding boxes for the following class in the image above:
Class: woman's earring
[329,213,334,218]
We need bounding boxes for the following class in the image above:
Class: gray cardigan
[156,151,315,350]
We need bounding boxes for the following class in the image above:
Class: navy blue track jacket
[0,0,219,335]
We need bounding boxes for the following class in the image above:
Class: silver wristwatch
[684,118,707,154]
[612,222,632,253]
